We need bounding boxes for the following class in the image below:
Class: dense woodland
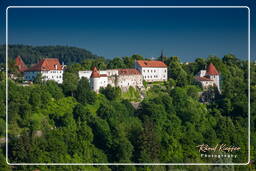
[0,45,255,171]
[0,45,100,65]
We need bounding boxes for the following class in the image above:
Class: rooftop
[136,60,167,68]
[25,58,63,71]
[15,56,27,72]
[206,63,219,75]
[118,68,141,75]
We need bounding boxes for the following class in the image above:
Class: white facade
[78,71,92,79]
[80,68,143,92]
[90,76,108,92]
[135,62,167,82]
[23,58,64,84]
[24,70,63,84]
[195,63,221,93]
[79,70,107,80]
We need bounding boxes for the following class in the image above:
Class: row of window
[25,75,62,79]
[46,75,62,79]
[144,75,166,79]
[143,69,167,73]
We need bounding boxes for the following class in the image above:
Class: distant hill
[0,45,100,65]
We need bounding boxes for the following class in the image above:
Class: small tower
[160,49,164,61]
[206,63,221,93]
[90,66,101,92]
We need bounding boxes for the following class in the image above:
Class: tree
[107,57,126,69]
[100,85,121,101]
[73,104,92,122]
[62,72,78,96]
[33,73,43,84]
[168,56,188,87]
[76,77,96,105]
[43,80,64,99]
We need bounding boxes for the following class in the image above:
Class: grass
[86,94,107,114]
[120,87,141,102]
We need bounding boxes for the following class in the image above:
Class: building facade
[79,67,143,92]
[135,60,168,82]
[195,63,221,93]
[24,58,64,84]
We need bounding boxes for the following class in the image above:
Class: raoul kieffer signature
[196,144,240,153]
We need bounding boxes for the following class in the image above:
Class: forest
[0,45,255,171]
[0,45,100,65]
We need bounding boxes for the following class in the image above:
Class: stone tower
[90,66,101,92]
[206,63,220,93]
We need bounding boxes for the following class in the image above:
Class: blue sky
[0,0,255,61]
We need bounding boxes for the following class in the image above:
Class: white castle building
[79,67,144,92]
[79,60,167,92]
[135,60,168,82]
[23,58,64,84]
[195,63,221,93]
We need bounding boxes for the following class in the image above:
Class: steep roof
[25,58,63,71]
[118,69,141,75]
[206,63,219,75]
[15,56,27,72]
[136,60,167,68]
[90,66,101,78]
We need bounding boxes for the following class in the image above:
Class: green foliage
[33,73,43,84]
[76,77,96,105]
[62,72,79,96]
[167,56,188,86]
[121,87,141,101]
[2,53,252,169]
[0,45,99,64]
[100,85,121,101]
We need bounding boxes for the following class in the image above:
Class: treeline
[0,44,100,65]
[0,54,255,171]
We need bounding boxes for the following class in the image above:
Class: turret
[206,63,220,93]
[90,66,101,92]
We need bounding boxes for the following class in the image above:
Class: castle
[15,56,64,84]
[79,60,168,92]
[15,56,220,94]
[195,63,221,93]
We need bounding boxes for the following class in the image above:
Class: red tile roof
[195,76,213,81]
[206,63,219,75]
[136,60,167,68]
[15,56,27,72]
[118,69,141,75]
[25,58,63,71]
[100,74,108,77]
[90,66,101,78]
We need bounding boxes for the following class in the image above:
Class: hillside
[0,44,100,65]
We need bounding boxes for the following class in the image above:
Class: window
[154,70,156,72]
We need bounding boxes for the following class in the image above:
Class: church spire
[160,49,164,61]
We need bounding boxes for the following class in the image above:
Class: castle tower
[206,63,220,93]
[90,66,101,92]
